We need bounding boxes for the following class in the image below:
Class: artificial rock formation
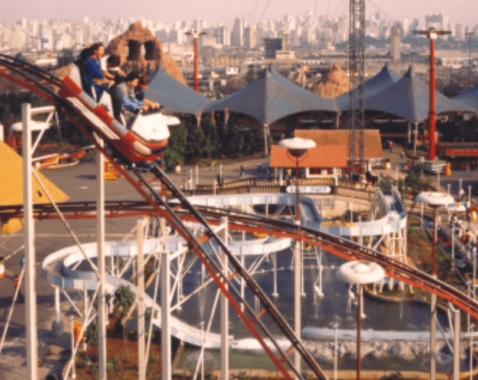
[107,22,186,85]
[312,64,350,98]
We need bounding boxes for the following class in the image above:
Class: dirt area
[74,315,163,380]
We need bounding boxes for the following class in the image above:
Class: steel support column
[161,247,171,380]
[348,0,366,175]
[22,103,38,380]
[137,219,146,380]
[220,218,229,380]
[96,140,107,380]
[294,241,302,376]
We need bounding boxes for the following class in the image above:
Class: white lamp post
[470,323,475,380]
[336,261,385,380]
[416,191,455,380]
[278,138,316,224]
[278,137,316,375]
[332,322,339,380]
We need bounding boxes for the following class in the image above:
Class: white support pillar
[272,252,278,297]
[196,166,199,189]
[407,122,411,145]
[294,241,301,375]
[22,103,38,380]
[452,305,461,380]
[51,286,64,337]
[161,247,171,380]
[137,219,146,380]
[96,137,107,380]
[241,254,246,309]
[430,287,437,380]
[220,218,229,380]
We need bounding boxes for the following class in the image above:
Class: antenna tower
[348,0,366,176]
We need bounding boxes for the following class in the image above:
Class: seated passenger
[111,72,154,125]
[102,54,126,85]
[83,42,114,101]
[136,75,160,110]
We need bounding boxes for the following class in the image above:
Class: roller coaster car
[59,63,179,164]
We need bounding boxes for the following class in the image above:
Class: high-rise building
[402,17,411,36]
[244,26,256,49]
[264,34,288,59]
[232,18,244,47]
[390,24,401,61]
[10,25,24,50]
[213,24,230,46]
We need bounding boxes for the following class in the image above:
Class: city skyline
[1,0,477,28]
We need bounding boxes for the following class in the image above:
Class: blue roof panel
[337,64,402,111]
[364,67,476,123]
[203,66,338,125]
[145,66,210,115]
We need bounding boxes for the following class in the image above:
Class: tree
[163,123,188,171]
[201,115,220,160]
[186,123,206,161]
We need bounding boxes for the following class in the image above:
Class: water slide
[42,234,292,348]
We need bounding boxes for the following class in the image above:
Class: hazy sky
[1,0,476,27]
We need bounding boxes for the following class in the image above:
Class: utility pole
[186,30,206,92]
[466,32,474,75]
[414,27,451,162]
[348,0,366,177]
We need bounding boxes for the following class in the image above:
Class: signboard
[446,149,478,157]
[286,186,332,194]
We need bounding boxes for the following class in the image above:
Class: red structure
[415,27,451,161]
[186,30,206,92]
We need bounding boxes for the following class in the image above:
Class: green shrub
[79,355,91,368]
[148,355,159,364]
[107,356,120,371]
[90,365,98,374]
[84,324,98,346]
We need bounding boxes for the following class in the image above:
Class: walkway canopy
[145,66,210,115]
[453,84,478,110]
[336,64,402,111]
[203,66,339,126]
[363,67,477,124]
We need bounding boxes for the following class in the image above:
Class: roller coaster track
[0,54,326,380]
[1,54,478,379]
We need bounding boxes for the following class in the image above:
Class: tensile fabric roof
[453,84,478,110]
[203,65,339,125]
[145,66,210,115]
[336,64,402,111]
[363,66,476,123]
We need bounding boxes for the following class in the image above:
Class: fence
[171,176,376,200]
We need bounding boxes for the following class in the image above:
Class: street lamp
[416,191,454,380]
[186,30,206,92]
[414,27,451,161]
[278,138,316,224]
[332,322,339,380]
[336,261,385,380]
[466,32,475,76]
[469,323,476,380]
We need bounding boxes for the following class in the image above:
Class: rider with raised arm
[83,42,114,101]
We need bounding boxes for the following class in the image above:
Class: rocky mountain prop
[107,22,186,85]
[312,64,350,98]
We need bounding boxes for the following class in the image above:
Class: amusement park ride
[1,54,478,380]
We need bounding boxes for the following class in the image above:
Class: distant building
[232,18,244,47]
[244,26,256,49]
[264,34,288,59]
[390,24,401,62]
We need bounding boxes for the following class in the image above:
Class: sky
[1,0,477,27]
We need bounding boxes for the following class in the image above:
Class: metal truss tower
[348,0,366,176]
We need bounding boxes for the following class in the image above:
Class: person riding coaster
[60,53,179,163]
